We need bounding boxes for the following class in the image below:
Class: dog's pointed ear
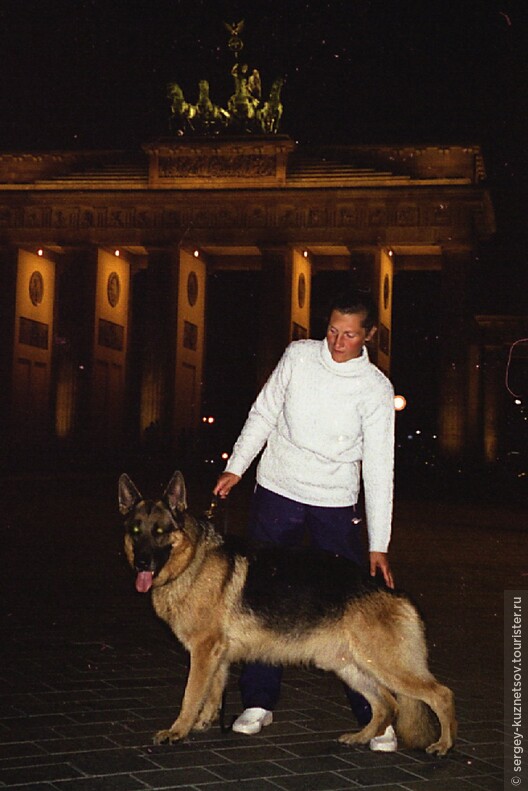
[163,470,187,514]
[119,474,142,515]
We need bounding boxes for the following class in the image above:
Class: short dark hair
[328,289,378,332]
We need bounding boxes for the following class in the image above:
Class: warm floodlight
[394,395,407,411]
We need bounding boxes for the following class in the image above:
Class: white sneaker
[232,707,273,735]
[369,724,398,752]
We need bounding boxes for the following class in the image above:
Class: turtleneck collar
[320,338,370,376]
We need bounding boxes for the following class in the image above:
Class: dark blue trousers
[240,484,372,726]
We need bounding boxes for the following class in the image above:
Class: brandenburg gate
[0,34,500,466]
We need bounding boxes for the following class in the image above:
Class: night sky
[0,2,524,152]
[0,0,525,447]
[0,1,525,304]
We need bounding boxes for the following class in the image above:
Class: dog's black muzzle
[133,544,172,592]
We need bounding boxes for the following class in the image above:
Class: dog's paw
[153,728,186,745]
[338,731,367,746]
[425,739,451,757]
[192,718,214,732]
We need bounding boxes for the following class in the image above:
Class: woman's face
[326,309,376,363]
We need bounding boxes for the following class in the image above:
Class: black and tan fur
[118,470,456,754]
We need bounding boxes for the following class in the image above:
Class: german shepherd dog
[118,471,456,755]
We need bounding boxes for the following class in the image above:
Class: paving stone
[191,780,285,791]
[141,746,232,769]
[49,722,130,739]
[0,473,519,791]
[0,784,58,791]
[69,747,158,775]
[188,758,292,782]
[36,736,119,755]
[0,741,48,760]
[401,780,479,791]
[0,761,84,785]
[212,744,294,764]
[54,776,149,790]
[338,765,426,786]
[395,756,496,782]
[464,775,504,790]
[131,765,226,786]
[277,753,364,774]
[268,769,361,789]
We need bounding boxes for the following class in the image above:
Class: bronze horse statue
[257,78,284,134]
[167,83,197,132]
[167,69,284,136]
[195,80,229,132]
[228,63,260,130]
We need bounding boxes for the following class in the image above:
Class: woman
[213,289,397,751]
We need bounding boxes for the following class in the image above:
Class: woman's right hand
[213,472,241,498]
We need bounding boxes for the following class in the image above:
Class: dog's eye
[129,525,141,535]
[154,526,165,535]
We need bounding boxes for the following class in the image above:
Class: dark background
[0,0,525,302]
[0,0,526,457]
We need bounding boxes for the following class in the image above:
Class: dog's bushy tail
[394,695,439,750]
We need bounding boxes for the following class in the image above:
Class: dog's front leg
[154,634,227,744]
[193,660,229,731]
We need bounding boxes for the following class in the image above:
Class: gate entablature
[143,136,295,189]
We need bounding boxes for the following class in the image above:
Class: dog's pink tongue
[136,571,154,593]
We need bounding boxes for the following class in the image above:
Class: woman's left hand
[369,551,394,589]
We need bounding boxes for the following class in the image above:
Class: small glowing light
[202,416,207,423]
[415,429,421,435]
[207,416,215,424]
[515,399,522,405]
[303,250,308,258]
[394,395,407,411]
[388,249,394,257]
[221,452,229,460]
[114,249,120,257]
[193,249,200,258]
[37,248,43,256]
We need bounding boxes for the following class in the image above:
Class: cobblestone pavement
[1,470,525,790]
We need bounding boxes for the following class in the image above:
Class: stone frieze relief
[0,199,475,233]
[158,154,276,179]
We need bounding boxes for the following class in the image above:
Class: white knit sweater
[225,338,395,553]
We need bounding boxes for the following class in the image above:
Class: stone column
[438,249,472,459]
[134,250,173,448]
[256,247,312,388]
[48,246,97,454]
[172,247,206,448]
[11,248,56,453]
[0,248,17,462]
[291,248,312,340]
[481,346,503,464]
[376,248,394,376]
[465,340,480,458]
[257,247,292,388]
[89,248,131,451]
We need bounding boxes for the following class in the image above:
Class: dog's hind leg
[392,677,456,756]
[423,684,456,756]
[360,628,456,753]
[345,595,456,755]
[154,634,227,744]
[357,641,456,754]
[334,664,398,746]
[193,660,229,731]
